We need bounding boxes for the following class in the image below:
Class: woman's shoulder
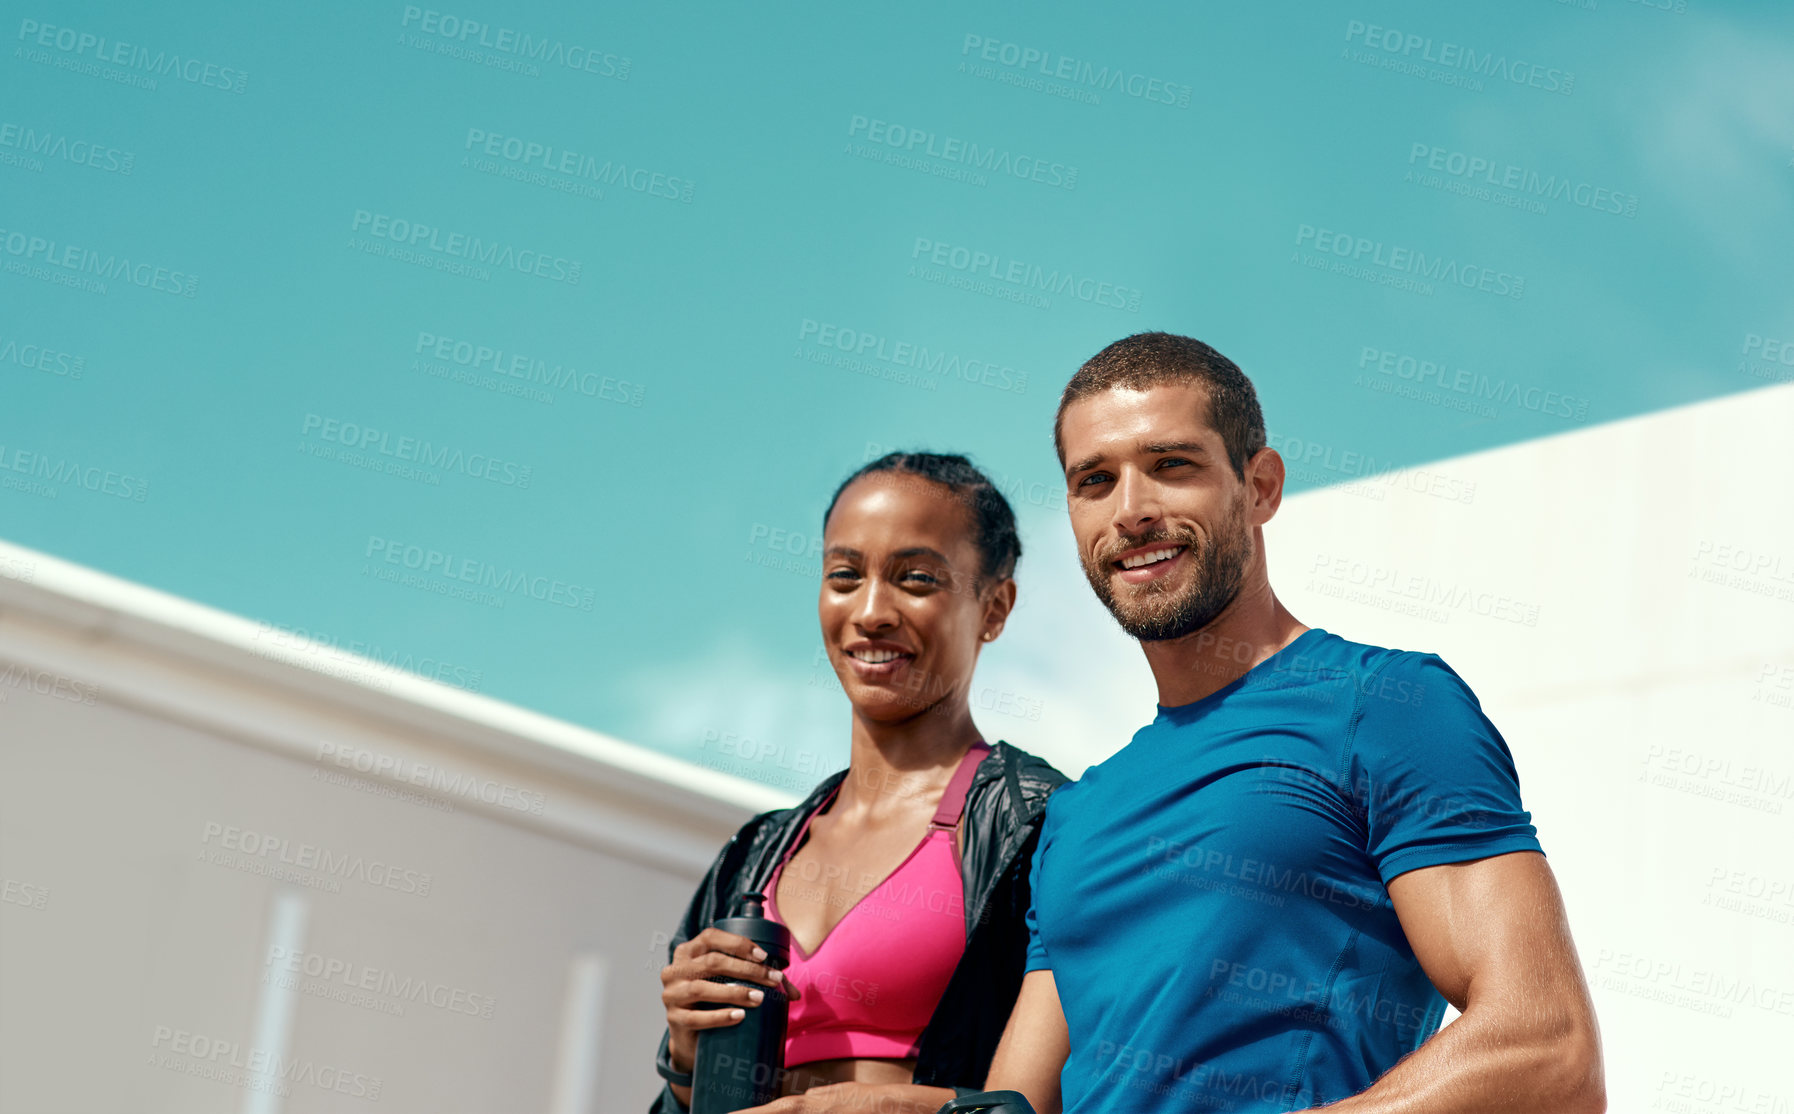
[729,769,849,852]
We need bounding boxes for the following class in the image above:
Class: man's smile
[1112,543,1188,584]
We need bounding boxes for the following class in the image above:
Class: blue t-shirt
[1025,628,1542,1112]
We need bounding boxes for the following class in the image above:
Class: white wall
[3,380,1791,1113]
[0,551,793,1114]
[1261,382,1794,1112]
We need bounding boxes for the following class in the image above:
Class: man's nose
[1113,470,1161,534]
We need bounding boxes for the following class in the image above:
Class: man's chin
[1114,614,1202,642]
[1107,585,1232,643]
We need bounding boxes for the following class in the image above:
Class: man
[985,333,1604,1113]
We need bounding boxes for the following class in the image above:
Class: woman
[652,452,1067,1113]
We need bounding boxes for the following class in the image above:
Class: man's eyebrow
[1065,453,1106,478]
[1066,440,1210,479]
[824,545,862,560]
[1142,440,1210,456]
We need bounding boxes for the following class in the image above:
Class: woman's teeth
[850,649,905,663]
[1120,546,1183,570]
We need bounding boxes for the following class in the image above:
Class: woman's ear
[979,577,1018,643]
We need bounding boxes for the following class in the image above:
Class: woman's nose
[854,578,900,632]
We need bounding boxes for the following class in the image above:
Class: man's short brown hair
[1054,332,1267,478]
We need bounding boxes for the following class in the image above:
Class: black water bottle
[689,893,790,1114]
[935,1091,1037,1114]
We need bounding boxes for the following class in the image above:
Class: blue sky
[5,0,1791,783]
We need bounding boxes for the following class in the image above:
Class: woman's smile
[843,639,916,681]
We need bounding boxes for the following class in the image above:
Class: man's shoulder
[1276,627,1414,674]
[1273,629,1463,701]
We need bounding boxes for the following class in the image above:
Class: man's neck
[1141,579,1308,708]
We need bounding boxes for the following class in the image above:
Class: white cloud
[1627,19,1794,263]
[969,505,1158,778]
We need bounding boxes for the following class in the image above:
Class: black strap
[654,1030,693,1088]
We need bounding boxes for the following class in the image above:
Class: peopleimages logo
[300,413,534,488]
[15,18,249,93]
[316,741,545,815]
[0,441,149,501]
[910,237,1143,311]
[1743,334,1794,371]
[1343,20,1574,95]
[1295,224,1524,300]
[1357,345,1588,421]
[265,944,498,1019]
[0,334,83,379]
[1308,552,1540,627]
[400,7,630,80]
[846,115,1077,190]
[959,35,1192,107]
[149,1026,381,1100]
[199,821,432,896]
[1406,143,1636,217]
[414,330,645,405]
[364,535,598,612]
[0,226,198,296]
[0,662,98,706]
[464,128,693,202]
[797,319,1028,394]
[0,121,134,174]
[350,210,581,285]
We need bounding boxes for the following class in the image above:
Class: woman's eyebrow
[824,545,862,560]
[890,546,952,564]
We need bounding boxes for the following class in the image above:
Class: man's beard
[1082,501,1251,642]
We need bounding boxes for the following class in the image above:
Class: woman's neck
[835,703,983,819]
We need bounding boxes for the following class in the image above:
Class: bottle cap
[714,892,792,966]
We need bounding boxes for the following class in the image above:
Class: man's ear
[1245,446,1285,526]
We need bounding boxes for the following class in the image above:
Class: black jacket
[651,740,1067,1111]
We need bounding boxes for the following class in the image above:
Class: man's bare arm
[984,970,1070,1114]
[1307,851,1603,1113]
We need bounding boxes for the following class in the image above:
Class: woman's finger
[727,1098,805,1114]
[677,926,768,964]
[663,977,769,1010]
[665,1005,748,1031]
[684,949,784,987]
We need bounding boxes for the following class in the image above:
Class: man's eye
[1077,472,1112,488]
[826,569,860,582]
[1158,457,1192,470]
[902,571,939,586]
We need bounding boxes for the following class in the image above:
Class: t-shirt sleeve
[1351,652,1542,884]
[1023,793,1060,973]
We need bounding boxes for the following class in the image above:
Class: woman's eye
[826,569,860,583]
[901,570,939,586]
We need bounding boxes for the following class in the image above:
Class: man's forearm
[1302,1004,1603,1114]
[983,970,1069,1114]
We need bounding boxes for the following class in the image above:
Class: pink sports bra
[765,742,988,1068]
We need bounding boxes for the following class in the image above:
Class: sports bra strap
[929,742,992,829]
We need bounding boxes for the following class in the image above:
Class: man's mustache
[1094,528,1200,566]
